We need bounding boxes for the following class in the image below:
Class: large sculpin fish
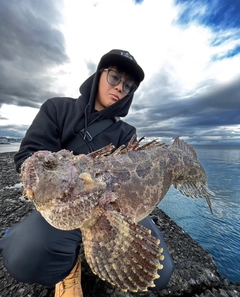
[21,136,214,292]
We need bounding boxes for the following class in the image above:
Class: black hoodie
[14,70,137,172]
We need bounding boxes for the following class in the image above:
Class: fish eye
[43,155,58,169]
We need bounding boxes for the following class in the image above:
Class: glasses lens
[123,80,134,95]
[107,70,121,86]
[106,69,135,95]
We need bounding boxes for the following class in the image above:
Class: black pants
[0,210,174,290]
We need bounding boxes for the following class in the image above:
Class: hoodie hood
[79,72,135,120]
[79,49,144,124]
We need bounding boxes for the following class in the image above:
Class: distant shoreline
[0,143,21,153]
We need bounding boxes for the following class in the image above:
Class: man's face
[95,67,133,111]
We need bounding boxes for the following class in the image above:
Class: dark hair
[100,64,135,81]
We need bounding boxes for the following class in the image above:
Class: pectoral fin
[81,207,164,292]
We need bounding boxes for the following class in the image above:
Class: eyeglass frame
[103,68,137,95]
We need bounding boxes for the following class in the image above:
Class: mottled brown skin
[21,136,214,292]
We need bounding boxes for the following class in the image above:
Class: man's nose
[115,80,124,92]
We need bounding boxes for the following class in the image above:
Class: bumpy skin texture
[21,137,214,292]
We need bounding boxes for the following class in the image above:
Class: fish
[21,136,214,292]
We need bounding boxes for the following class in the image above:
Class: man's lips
[110,93,119,101]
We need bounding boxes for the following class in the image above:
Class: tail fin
[82,207,164,292]
[174,182,215,214]
[172,137,215,214]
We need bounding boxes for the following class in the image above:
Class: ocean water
[159,145,240,283]
[1,143,240,282]
[0,143,20,153]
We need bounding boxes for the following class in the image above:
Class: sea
[0,143,240,283]
[159,145,240,283]
[0,143,21,153]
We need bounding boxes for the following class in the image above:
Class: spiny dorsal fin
[117,135,163,154]
[172,137,198,160]
[88,135,165,159]
[87,143,115,159]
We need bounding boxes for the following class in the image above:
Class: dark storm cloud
[0,124,29,138]
[146,76,240,124]
[0,0,69,108]
[129,74,240,144]
[85,60,97,76]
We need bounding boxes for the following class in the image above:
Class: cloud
[0,0,69,109]
[127,72,240,143]
[0,124,29,138]
[175,0,240,29]
[0,0,239,144]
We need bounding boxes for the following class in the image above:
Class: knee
[151,258,175,291]
[1,211,81,286]
[3,240,48,284]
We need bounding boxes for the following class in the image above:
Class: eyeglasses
[104,69,136,95]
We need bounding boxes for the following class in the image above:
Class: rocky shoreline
[0,152,239,297]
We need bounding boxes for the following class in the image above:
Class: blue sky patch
[175,0,240,29]
[134,0,144,4]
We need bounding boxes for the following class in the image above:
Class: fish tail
[173,182,215,213]
[205,195,213,214]
[172,137,215,214]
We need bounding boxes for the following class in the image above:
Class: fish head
[21,150,105,212]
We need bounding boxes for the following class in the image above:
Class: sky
[0,0,240,145]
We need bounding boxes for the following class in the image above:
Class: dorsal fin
[87,143,115,159]
[172,137,198,160]
[88,135,165,159]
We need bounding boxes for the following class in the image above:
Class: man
[0,49,174,296]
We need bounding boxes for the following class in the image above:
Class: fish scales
[20,136,214,292]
